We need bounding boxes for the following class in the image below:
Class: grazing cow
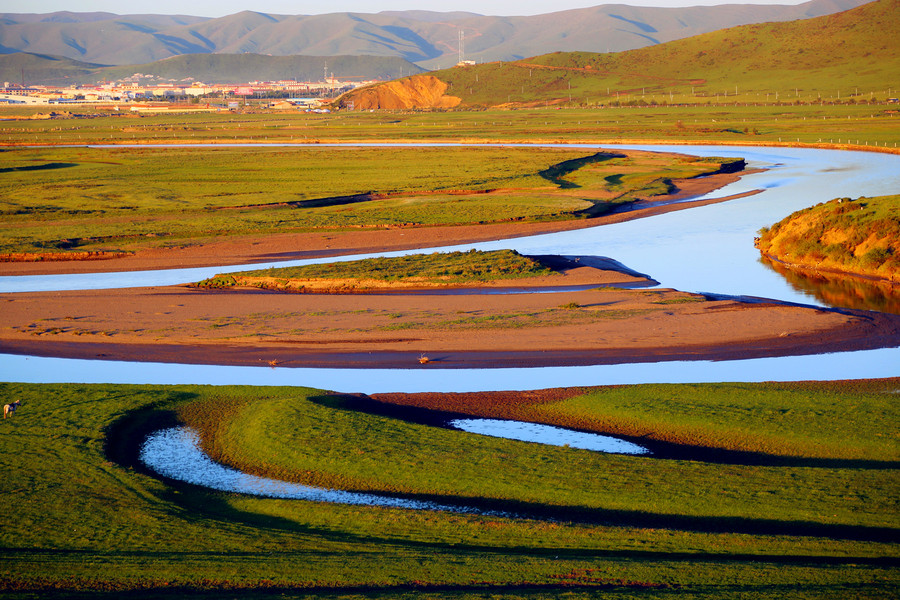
[4,400,21,419]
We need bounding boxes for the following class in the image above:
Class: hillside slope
[335,0,898,109]
[0,0,870,68]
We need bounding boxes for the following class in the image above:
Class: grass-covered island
[196,249,560,292]
[0,379,898,598]
[756,195,900,282]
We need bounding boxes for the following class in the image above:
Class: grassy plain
[1,102,898,148]
[0,143,733,256]
[0,380,897,598]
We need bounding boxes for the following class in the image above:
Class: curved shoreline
[0,301,896,369]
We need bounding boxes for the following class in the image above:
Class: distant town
[0,76,378,110]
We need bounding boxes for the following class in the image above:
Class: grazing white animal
[3,400,21,419]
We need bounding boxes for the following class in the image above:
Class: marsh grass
[0,381,897,597]
[376,380,900,462]
[182,389,898,531]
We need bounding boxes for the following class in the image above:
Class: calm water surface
[140,426,494,513]
[3,347,897,393]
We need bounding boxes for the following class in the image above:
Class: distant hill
[0,53,426,86]
[0,0,871,69]
[335,0,899,109]
[0,52,104,86]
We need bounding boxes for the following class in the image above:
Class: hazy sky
[3,0,809,18]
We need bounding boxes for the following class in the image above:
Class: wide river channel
[1,143,898,393]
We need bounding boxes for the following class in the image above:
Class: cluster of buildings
[0,77,371,108]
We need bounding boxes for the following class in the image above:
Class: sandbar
[1,258,896,368]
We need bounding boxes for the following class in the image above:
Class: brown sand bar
[2,257,897,368]
[0,169,759,276]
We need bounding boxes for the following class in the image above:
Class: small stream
[449,418,649,454]
[140,427,476,512]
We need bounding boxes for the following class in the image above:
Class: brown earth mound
[336,75,461,110]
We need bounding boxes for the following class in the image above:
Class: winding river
[1,144,898,392]
[4,143,898,508]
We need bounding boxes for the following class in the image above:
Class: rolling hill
[334,0,899,109]
[0,0,870,70]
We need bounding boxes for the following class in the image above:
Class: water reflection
[760,256,900,315]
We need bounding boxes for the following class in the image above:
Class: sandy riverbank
[2,256,896,368]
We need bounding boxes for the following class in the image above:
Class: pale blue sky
[2,0,808,18]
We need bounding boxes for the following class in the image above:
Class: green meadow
[0,144,731,255]
[2,101,897,148]
[0,379,897,598]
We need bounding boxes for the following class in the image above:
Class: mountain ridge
[334,0,899,109]
[0,0,872,68]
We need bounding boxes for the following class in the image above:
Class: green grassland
[0,2,897,152]
[757,194,900,280]
[0,145,732,255]
[2,101,897,148]
[375,380,900,461]
[0,379,897,598]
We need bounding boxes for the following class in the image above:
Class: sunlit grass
[0,381,896,597]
